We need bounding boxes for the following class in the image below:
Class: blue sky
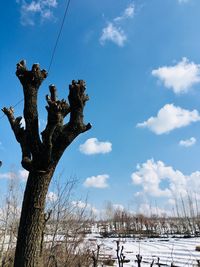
[1,0,200,217]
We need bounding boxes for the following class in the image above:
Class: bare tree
[42,177,93,267]
[0,176,21,266]
[2,60,91,267]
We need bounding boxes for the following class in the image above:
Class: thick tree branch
[51,80,91,164]
[16,60,47,89]
[16,60,47,157]
[41,85,70,166]
[2,107,32,171]
[68,80,90,130]
[67,79,92,135]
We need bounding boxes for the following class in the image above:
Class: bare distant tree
[0,177,21,266]
[43,177,93,267]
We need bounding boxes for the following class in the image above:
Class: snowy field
[86,234,200,266]
[1,231,200,266]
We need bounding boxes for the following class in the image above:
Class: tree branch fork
[2,60,92,172]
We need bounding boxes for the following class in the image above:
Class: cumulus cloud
[132,159,200,200]
[0,170,28,181]
[132,160,172,198]
[152,58,200,94]
[83,174,109,188]
[100,3,134,47]
[179,137,196,147]
[137,104,200,134]
[79,138,112,155]
[17,0,58,25]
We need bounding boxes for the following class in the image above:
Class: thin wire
[1,0,71,120]
[0,113,5,120]
[13,98,24,109]
[48,0,71,73]
[0,99,24,119]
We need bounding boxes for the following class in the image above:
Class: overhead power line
[48,0,71,73]
[1,0,71,120]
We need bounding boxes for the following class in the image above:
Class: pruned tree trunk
[2,60,91,267]
[14,170,54,267]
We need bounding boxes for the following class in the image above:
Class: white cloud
[132,160,172,198]
[152,58,200,94]
[168,198,176,205]
[25,1,41,12]
[83,174,109,188]
[72,200,87,209]
[47,191,58,202]
[179,137,196,147]
[124,4,135,18]
[132,159,200,200]
[43,0,57,7]
[114,3,135,22]
[17,0,58,25]
[138,203,170,216]
[79,138,112,155]
[100,3,134,47]
[137,104,200,134]
[0,172,14,180]
[71,201,99,215]
[18,169,29,181]
[0,169,28,181]
[100,23,127,47]
[113,204,124,211]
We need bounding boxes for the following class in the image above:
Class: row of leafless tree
[0,177,95,267]
[97,201,200,238]
[1,176,200,266]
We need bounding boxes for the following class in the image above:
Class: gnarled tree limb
[16,60,47,157]
[3,61,92,171]
[41,85,70,167]
[51,80,92,164]
[2,107,32,171]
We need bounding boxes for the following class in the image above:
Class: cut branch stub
[45,84,70,125]
[68,80,91,132]
[16,60,47,88]
[16,60,47,157]
[41,85,71,167]
[68,80,89,109]
[49,84,57,102]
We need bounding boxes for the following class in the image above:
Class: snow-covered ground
[85,232,200,266]
[1,227,200,266]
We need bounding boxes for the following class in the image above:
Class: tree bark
[2,60,91,267]
[14,169,55,267]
